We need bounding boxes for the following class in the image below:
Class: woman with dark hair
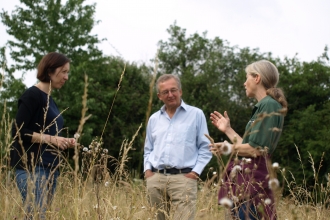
[210,60,287,219]
[11,52,76,219]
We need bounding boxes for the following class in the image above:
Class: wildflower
[232,196,239,203]
[221,141,232,155]
[74,133,80,139]
[83,147,88,152]
[233,165,242,172]
[241,157,252,164]
[93,204,98,209]
[105,181,109,187]
[268,178,280,190]
[213,171,217,175]
[112,206,117,210]
[103,149,108,154]
[244,167,251,174]
[230,165,242,180]
[219,197,233,208]
[272,162,279,168]
[264,198,272,205]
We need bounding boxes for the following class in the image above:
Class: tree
[0,46,26,161]
[1,0,101,71]
[276,58,330,186]
[0,47,26,119]
[0,0,105,137]
[0,0,151,176]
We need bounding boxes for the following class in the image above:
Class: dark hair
[37,52,70,82]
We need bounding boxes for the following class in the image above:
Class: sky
[1,0,330,87]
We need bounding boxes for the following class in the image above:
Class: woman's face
[49,62,70,89]
[244,73,257,98]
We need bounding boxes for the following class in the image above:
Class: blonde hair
[245,60,288,114]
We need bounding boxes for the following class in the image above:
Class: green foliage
[0,47,26,119]
[57,57,150,175]
[0,0,101,70]
[0,0,150,176]
[276,58,330,186]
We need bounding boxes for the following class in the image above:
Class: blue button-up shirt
[144,100,212,175]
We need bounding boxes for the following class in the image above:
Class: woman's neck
[35,82,52,94]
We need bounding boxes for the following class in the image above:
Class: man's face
[157,78,182,109]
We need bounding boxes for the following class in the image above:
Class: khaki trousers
[146,173,197,220]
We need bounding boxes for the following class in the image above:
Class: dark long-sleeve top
[10,86,64,170]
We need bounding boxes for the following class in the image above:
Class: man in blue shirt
[144,74,212,220]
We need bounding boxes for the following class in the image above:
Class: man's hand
[144,169,154,179]
[185,171,199,180]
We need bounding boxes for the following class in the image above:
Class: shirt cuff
[144,162,152,172]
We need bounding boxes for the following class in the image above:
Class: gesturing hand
[210,111,231,133]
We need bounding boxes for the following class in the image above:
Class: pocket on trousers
[146,172,157,181]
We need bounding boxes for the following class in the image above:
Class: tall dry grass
[1,64,330,219]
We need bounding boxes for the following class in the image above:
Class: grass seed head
[219,197,233,208]
[268,178,280,190]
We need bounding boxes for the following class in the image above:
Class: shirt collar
[160,99,187,113]
[255,95,271,108]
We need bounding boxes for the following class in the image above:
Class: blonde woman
[210,60,287,219]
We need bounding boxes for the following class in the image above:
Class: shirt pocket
[176,124,196,144]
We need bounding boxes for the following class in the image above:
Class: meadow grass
[1,158,330,219]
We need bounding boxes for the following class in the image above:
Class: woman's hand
[51,136,76,150]
[210,111,231,133]
[209,141,233,156]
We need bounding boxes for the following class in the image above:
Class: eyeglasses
[159,88,179,96]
